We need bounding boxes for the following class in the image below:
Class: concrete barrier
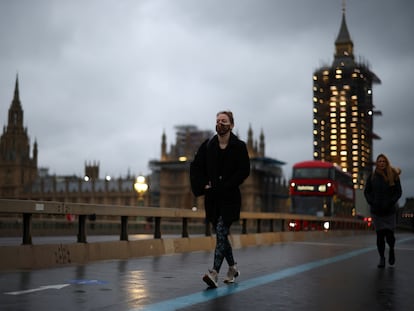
[0,230,371,271]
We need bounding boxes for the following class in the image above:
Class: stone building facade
[0,77,289,214]
[0,77,38,198]
[0,77,141,207]
[150,124,289,213]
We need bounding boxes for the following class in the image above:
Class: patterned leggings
[213,216,235,273]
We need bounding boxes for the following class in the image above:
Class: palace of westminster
[0,75,288,212]
[2,9,402,215]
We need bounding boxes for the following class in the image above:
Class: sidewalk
[1,232,414,310]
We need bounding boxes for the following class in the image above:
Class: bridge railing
[0,199,370,245]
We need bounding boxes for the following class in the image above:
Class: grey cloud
[0,0,413,203]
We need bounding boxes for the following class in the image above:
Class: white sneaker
[223,265,240,283]
[203,269,218,288]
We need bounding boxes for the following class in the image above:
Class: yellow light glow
[134,175,148,194]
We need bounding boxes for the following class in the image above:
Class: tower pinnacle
[333,3,354,67]
[13,74,21,106]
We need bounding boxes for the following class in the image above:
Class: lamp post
[134,175,151,230]
[134,175,148,206]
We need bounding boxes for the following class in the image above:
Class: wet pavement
[1,232,414,311]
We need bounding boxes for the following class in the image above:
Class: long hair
[374,153,401,186]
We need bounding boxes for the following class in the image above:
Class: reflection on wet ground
[1,233,414,310]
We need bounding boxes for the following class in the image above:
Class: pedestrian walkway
[1,232,414,310]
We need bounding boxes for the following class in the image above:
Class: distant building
[312,8,381,190]
[161,125,213,162]
[0,77,38,198]
[397,198,414,230]
[0,77,288,213]
[26,164,139,207]
[149,124,289,212]
[0,76,142,207]
[149,125,213,208]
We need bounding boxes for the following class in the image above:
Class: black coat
[190,133,250,225]
[364,172,402,216]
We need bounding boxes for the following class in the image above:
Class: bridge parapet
[0,199,370,245]
[0,199,372,270]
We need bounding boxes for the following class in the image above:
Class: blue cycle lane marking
[67,279,108,285]
[133,237,414,311]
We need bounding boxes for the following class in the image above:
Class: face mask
[216,123,231,136]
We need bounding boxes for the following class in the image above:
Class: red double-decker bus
[289,160,355,217]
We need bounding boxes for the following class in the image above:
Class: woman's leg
[213,217,235,273]
[376,229,386,268]
[384,229,395,248]
[376,229,386,258]
[385,229,396,265]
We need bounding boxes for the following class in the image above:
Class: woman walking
[190,110,250,287]
[364,154,402,268]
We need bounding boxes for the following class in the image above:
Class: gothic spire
[333,3,354,67]
[244,124,253,158]
[12,74,21,107]
[8,74,24,130]
[161,130,167,161]
[259,128,265,157]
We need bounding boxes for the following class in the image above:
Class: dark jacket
[190,133,250,225]
[364,172,402,216]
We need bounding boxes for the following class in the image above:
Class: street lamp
[134,175,148,206]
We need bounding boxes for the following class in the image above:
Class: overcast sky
[1,0,413,204]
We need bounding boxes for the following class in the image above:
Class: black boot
[377,256,385,268]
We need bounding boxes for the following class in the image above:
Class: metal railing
[0,199,370,245]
